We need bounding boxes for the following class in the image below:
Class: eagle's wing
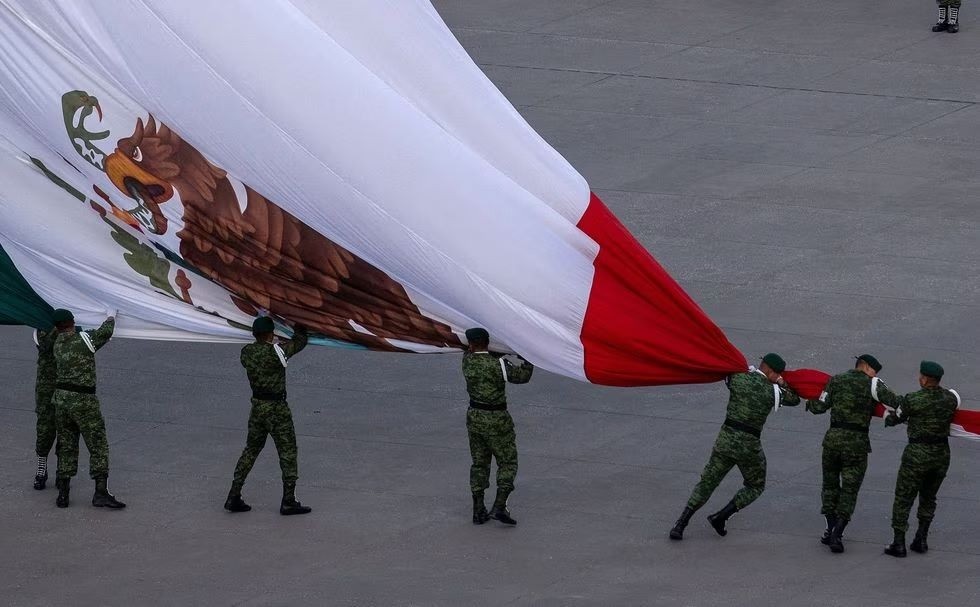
[174,166,460,350]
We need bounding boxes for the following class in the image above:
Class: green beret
[855,354,882,373]
[920,360,944,380]
[252,316,275,334]
[52,308,74,323]
[761,352,786,374]
[465,327,489,343]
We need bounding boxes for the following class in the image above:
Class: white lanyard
[274,343,288,368]
[79,332,96,354]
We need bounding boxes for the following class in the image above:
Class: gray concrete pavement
[3,1,980,605]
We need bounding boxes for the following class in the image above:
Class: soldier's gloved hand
[105,308,118,320]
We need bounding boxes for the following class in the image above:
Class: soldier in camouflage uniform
[462,328,533,526]
[225,316,311,516]
[32,326,59,490]
[804,354,882,554]
[670,353,801,540]
[877,361,959,558]
[51,308,125,509]
[931,0,962,33]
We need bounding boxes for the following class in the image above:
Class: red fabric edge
[577,193,746,386]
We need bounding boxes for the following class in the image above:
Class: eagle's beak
[105,151,174,204]
[104,150,174,234]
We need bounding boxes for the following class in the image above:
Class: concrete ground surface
[2,0,979,605]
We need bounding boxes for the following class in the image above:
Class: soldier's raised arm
[503,355,533,384]
[86,315,115,351]
[36,327,57,351]
[283,325,309,359]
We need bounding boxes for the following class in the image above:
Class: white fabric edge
[949,424,977,441]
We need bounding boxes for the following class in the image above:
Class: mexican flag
[0,0,746,386]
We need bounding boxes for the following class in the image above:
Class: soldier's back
[462,352,506,406]
[904,388,958,440]
[725,371,774,429]
[53,331,97,386]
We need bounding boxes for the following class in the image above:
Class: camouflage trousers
[820,446,869,521]
[687,427,766,511]
[938,0,962,9]
[232,400,299,491]
[53,391,109,480]
[35,384,57,457]
[891,444,950,533]
[467,408,518,495]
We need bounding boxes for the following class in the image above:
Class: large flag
[0,0,746,386]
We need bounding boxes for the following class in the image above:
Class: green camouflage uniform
[875,383,958,534]
[52,319,115,480]
[939,0,961,10]
[231,329,309,491]
[463,352,533,495]
[34,329,59,457]
[687,370,801,510]
[805,369,876,522]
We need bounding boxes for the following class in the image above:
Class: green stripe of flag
[0,242,54,328]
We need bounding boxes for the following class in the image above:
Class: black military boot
[55,477,70,508]
[33,456,48,490]
[489,489,517,525]
[885,531,907,558]
[910,520,930,554]
[707,500,738,537]
[827,518,848,553]
[279,481,312,516]
[820,515,837,545]
[224,488,251,513]
[472,491,490,525]
[669,507,696,540]
[933,6,948,31]
[92,477,126,509]
[948,6,960,33]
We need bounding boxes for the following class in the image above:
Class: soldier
[877,361,959,558]
[225,317,311,516]
[669,353,801,540]
[32,325,59,490]
[805,354,882,554]
[462,328,533,526]
[51,308,125,509]
[931,1,961,33]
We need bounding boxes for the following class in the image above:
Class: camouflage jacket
[806,369,877,453]
[463,352,534,406]
[53,318,115,388]
[241,327,308,399]
[723,369,801,431]
[876,383,958,442]
[35,328,59,388]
